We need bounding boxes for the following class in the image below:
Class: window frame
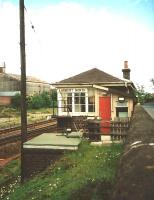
[74,92,86,112]
[58,88,95,114]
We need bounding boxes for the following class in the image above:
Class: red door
[99,96,111,134]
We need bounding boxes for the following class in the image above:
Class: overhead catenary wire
[24,6,36,33]
[23,5,46,79]
[24,5,42,48]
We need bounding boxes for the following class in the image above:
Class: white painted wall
[57,87,134,119]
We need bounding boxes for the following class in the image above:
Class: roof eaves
[107,88,135,98]
[52,82,92,86]
[53,81,124,85]
[92,84,109,91]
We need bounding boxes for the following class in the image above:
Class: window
[88,89,95,112]
[74,92,85,112]
[61,93,66,112]
[116,107,128,117]
[88,96,95,112]
[59,88,95,114]
[61,93,72,112]
[67,93,72,112]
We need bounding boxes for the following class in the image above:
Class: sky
[0,0,154,92]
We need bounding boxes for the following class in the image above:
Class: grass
[0,159,20,185]
[3,141,123,200]
[0,159,20,199]
[0,107,55,129]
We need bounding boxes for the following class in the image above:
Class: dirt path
[0,154,20,169]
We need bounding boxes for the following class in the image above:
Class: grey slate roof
[57,68,123,84]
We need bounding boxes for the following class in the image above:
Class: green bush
[11,91,57,110]
[11,93,21,109]
[28,94,43,109]
[27,91,51,109]
[41,91,51,108]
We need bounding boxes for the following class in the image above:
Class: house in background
[52,61,136,122]
[0,63,51,106]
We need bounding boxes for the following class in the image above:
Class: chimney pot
[124,61,128,69]
[122,61,130,80]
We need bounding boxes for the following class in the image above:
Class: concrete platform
[23,133,81,150]
[142,104,154,119]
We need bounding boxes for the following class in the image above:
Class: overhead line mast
[20,0,27,183]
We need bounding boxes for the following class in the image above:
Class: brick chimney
[122,61,130,80]
[0,62,6,73]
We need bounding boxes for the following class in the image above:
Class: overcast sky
[0,0,154,91]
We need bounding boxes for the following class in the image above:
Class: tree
[151,78,154,90]
[41,91,51,108]
[28,94,43,109]
[11,91,57,110]
[11,93,21,109]
[135,85,152,104]
[27,91,54,109]
[51,89,57,108]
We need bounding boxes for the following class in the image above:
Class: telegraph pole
[20,0,27,183]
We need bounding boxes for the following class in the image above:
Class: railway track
[0,119,57,145]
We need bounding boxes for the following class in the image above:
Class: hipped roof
[56,68,124,84]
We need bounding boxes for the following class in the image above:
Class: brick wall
[0,96,11,105]
[23,148,63,179]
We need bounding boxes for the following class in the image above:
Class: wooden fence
[56,116,130,141]
[73,117,130,141]
[110,120,130,141]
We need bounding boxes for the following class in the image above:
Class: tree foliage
[27,91,52,109]
[11,91,57,109]
[135,85,152,104]
[51,89,57,108]
[11,93,21,109]
[151,78,154,90]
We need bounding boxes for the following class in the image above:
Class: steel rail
[0,119,57,145]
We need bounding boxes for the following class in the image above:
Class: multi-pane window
[88,96,95,112]
[88,89,95,112]
[61,93,67,112]
[59,88,95,113]
[74,92,86,112]
[61,93,72,112]
[67,93,72,112]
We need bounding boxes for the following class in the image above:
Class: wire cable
[24,6,36,33]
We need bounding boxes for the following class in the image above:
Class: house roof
[0,91,20,96]
[8,73,48,83]
[0,73,49,84]
[56,68,124,84]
